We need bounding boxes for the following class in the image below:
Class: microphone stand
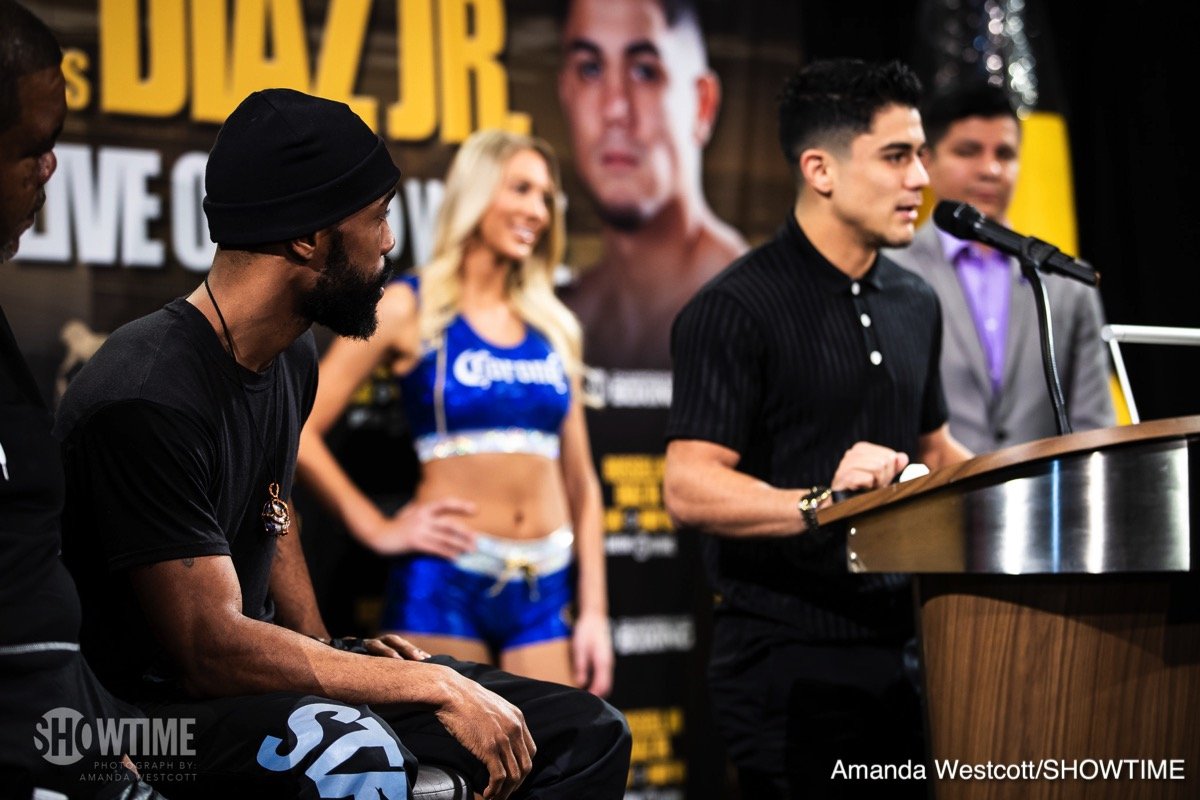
[1018,238,1072,435]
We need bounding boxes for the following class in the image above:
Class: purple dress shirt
[936,229,1012,395]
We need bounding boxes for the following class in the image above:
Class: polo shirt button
[860,313,871,327]
[851,282,861,296]
[870,350,883,365]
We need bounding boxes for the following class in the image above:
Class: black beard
[300,231,394,339]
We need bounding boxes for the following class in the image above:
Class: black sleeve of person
[63,400,231,571]
[919,293,950,435]
[664,289,766,452]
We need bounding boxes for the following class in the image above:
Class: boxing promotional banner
[3,3,808,797]
[3,2,1080,797]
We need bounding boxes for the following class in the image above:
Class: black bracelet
[326,636,371,654]
[797,486,832,532]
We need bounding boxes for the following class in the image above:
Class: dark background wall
[1044,1,1200,420]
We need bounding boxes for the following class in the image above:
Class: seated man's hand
[435,670,536,800]
[321,634,432,660]
[362,633,432,661]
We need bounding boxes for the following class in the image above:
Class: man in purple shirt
[886,83,1113,452]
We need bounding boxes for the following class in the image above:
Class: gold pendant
[262,481,291,536]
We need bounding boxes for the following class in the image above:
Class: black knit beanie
[203,88,400,246]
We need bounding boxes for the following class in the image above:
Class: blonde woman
[297,130,613,695]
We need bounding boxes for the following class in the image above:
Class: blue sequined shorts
[380,526,574,651]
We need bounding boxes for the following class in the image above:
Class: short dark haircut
[558,0,702,34]
[0,0,62,133]
[778,59,923,164]
[653,0,701,28]
[921,82,1019,149]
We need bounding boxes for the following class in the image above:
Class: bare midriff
[416,453,569,540]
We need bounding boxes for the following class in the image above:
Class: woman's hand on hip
[368,498,480,558]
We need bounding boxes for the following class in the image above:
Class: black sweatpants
[708,612,927,800]
[137,656,631,800]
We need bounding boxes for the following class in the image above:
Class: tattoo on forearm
[182,558,195,568]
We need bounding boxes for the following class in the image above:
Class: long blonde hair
[416,130,582,379]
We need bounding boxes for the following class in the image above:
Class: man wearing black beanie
[56,89,631,800]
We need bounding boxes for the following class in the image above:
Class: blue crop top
[396,275,571,462]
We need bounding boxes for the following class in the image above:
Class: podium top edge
[819,415,1200,526]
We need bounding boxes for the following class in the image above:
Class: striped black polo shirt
[666,213,947,640]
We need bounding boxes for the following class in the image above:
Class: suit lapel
[1001,258,1035,405]
[912,224,993,399]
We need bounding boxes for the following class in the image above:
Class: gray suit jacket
[884,221,1114,454]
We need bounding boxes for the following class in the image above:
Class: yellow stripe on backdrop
[1110,374,1134,426]
[1007,111,1078,256]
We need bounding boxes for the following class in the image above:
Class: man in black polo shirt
[664,59,971,797]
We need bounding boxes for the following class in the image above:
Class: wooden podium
[819,417,1200,799]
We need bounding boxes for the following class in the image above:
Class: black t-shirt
[0,306,80,647]
[666,215,947,640]
[56,298,318,700]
